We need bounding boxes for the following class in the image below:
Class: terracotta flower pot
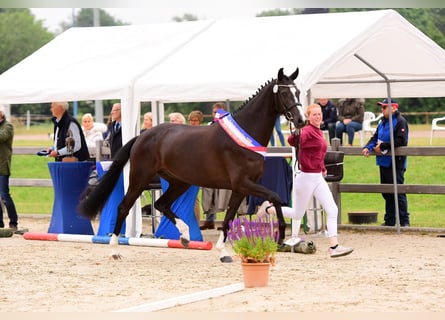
[241,262,271,287]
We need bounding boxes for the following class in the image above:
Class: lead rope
[292,127,301,172]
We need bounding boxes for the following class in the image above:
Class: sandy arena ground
[0,215,444,313]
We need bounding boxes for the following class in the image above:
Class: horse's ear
[277,68,284,81]
[290,68,299,80]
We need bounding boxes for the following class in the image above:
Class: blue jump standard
[96,161,126,236]
[47,161,94,235]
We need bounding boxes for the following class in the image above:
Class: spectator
[140,112,153,133]
[258,104,354,258]
[48,102,89,161]
[335,98,365,146]
[362,98,410,227]
[0,105,18,231]
[188,110,203,126]
[104,103,122,159]
[168,112,186,124]
[317,98,338,144]
[81,113,106,152]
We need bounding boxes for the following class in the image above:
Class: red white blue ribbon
[215,111,267,158]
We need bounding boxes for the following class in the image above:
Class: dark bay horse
[78,67,306,262]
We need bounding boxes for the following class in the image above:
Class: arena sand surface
[0,215,444,314]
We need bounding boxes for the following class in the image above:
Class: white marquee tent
[2,9,445,136]
[1,9,445,235]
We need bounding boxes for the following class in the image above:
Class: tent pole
[94,100,104,124]
[385,88,401,235]
[353,53,401,234]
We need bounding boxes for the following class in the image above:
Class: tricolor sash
[216,112,267,158]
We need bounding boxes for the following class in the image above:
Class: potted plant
[227,215,278,287]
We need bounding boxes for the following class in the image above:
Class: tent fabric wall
[309,10,445,98]
[2,10,445,105]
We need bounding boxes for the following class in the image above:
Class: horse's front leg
[273,203,286,245]
[242,183,286,244]
[258,192,286,244]
[216,193,244,263]
[174,218,190,248]
[216,230,232,263]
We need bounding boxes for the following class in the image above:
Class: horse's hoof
[220,256,233,263]
[109,254,122,261]
[180,237,190,249]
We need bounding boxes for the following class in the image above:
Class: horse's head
[273,68,306,129]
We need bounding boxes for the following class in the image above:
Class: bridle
[273,81,303,171]
[272,80,303,132]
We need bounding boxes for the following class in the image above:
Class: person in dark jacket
[317,98,338,145]
[335,98,365,146]
[0,105,18,231]
[104,103,122,159]
[48,101,89,162]
[362,98,410,227]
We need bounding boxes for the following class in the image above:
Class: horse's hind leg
[109,184,146,260]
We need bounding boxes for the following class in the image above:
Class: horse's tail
[77,136,138,220]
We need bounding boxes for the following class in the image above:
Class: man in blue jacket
[362,98,410,227]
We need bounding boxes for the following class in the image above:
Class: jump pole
[114,283,244,312]
[23,232,213,250]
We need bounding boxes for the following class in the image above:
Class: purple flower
[227,215,278,244]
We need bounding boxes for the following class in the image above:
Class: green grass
[340,155,445,228]
[9,124,445,228]
[11,155,53,214]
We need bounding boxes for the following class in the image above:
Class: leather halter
[272,82,303,123]
[273,81,303,170]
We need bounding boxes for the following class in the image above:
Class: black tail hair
[77,137,138,220]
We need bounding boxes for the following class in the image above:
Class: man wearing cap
[362,98,410,227]
[0,105,19,231]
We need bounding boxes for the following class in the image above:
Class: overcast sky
[30,7,266,32]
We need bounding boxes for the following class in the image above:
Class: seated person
[335,98,365,146]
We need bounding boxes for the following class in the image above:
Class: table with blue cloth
[47,161,94,235]
[154,178,203,241]
[95,161,126,236]
[247,156,293,214]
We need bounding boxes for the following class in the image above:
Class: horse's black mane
[232,79,273,115]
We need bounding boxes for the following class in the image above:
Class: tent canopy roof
[1,9,445,105]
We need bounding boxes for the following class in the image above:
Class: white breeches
[281,171,338,237]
